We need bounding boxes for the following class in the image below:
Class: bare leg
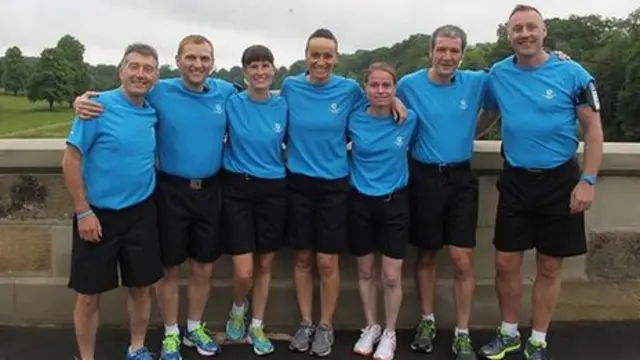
[74,294,100,360]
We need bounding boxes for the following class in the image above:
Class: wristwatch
[580,174,597,185]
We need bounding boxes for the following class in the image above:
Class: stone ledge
[1,277,638,328]
[587,228,640,280]
[0,140,638,174]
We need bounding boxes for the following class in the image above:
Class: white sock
[455,327,469,336]
[187,319,201,332]
[164,324,180,336]
[232,301,246,315]
[421,313,435,321]
[530,330,546,344]
[500,322,519,337]
[250,318,263,328]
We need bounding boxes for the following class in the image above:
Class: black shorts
[287,172,350,254]
[348,187,410,259]
[155,171,222,267]
[409,159,479,251]
[493,159,587,258]
[68,196,163,295]
[221,171,287,255]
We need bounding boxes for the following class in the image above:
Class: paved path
[0,321,637,359]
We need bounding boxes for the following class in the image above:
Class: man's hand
[570,180,595,214]
[552,50,571,61]
[391,97,407,124]
[77,212,103,242]
[74,91,103,119]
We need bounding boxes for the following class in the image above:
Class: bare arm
[62,146,90,213]
[476,109,500,139]
[577,106,603,176]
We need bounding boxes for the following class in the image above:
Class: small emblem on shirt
[459,99,468,110]
[214,104,223,114]
[543,89,555,99]
[394,136,404,147]
[272,123,283,133]
[329,103,339,114]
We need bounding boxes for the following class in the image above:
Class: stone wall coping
[0,139,638,173]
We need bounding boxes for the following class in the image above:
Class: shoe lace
[359,325,379,342]
[162,334,180,352]
[192,323,213,344]
[454,334,473,353]
[130,347,154,360]
[417,320,434,338]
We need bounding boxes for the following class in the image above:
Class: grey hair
[430,25,468,52]
[118,43,159,70]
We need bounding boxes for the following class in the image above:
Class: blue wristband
[580,174,597,185]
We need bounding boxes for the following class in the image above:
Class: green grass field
[0,94,74,138]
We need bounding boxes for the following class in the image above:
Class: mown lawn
[0,94,74,138]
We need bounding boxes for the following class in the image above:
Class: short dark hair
[241,45,275,68]
[305,28,338,52]
[430,25,467,52]
[509,4,543,19]
[365,62,398,85]
[118,43,158,70]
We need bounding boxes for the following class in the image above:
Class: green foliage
[26,48,74,110]
[0,8,639,140]
[2,47,28,95]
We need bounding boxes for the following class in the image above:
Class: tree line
[1,9,639,141]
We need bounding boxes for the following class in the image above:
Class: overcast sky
[1,0,637,70]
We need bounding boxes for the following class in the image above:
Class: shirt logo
[543,89,555,99]
[214,104,223,114]
[272,123,283,133]
[329,103,339,114]
[459,99,468,110]
[393,136,404,147]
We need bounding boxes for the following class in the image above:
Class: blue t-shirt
[397,69,487,164]
[222,92,288,179]
[149,77,236,179]
[348,107,418,196]
[281,72,364,179]
[484,54,595,168]
[66,89,157,210]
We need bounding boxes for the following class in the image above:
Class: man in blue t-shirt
[62,43,162,360]
[477,6,603,360]
[397,25,490,360]
[72,35,235,359]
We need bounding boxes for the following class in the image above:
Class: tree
[1,46,28,95]
[617,36,640,141]
[56,35,91,106]
[27,48,73,110]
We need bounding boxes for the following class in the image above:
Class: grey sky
[1,0,637,69]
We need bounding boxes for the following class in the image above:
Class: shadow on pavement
[0,321,638,359]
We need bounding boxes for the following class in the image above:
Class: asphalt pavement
[0,321,637,359]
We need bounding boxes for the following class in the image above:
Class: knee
[235,264,253,284]
[75,294,100,312]
[163,266,181,282]
[357,264,375,281]
[294,251,313,272]
[316,254,338,278]
[190,261,213,280]
[450,251,474,279]
[495,253,522,276]
[417,251,437,270]
[381,267,402,289]
[536,255,562,280]
[129,286,151,300]
[255,255,274,277]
